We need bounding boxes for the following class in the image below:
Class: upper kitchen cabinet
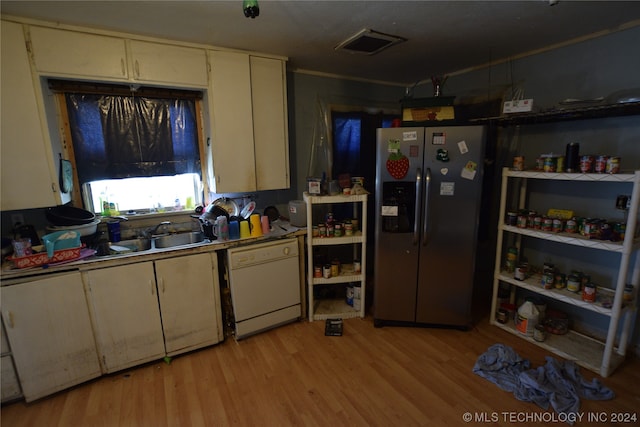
[27,26,128,81]
[27,27,208,88]
[128,40,208,88]
[251,56,290,191]
[1,21,63,211]
[208,50,289,193]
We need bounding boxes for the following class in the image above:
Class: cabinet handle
[135,60,140,78]
[6,311,14,328]
[160,278,165,293]
[150,280,155,296]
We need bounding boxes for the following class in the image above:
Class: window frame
[52,84,208,212]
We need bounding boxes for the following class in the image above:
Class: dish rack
[9,245,84,269]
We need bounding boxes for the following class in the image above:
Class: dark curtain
[66,93,199,183]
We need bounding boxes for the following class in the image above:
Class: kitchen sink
[153,231,205,248]
[112,238,152,253]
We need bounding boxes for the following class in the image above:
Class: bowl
[46,205,96,225]
[46,219,101,236]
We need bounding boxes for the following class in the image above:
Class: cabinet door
[28,26,127,80]
[1,355,21,403]
[251,56,290,190]
[1,21,60,210]
[155,253,223,356]
[129,40,208,87]
[86,262,165,373]
[1,272,101,402]
[208,50,257,193]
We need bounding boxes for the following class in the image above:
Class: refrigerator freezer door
[373,128,424,322]
[415,126,486,326]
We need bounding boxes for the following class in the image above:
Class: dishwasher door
[227,238,301,338]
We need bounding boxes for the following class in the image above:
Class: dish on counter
[240,201,256,219]
[212,197,240,216]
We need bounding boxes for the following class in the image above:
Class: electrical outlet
[11,213,24,227]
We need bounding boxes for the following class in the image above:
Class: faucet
[150,221,171,236]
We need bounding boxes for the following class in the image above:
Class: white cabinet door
[86,262,165,373]
[129,40,208,87]
[208,50,257,193]
[1,272,101,402]
[155,253,223,356]
[1,355,21,402]
[251,56,290,190]
[28,26,128,80]
[1,21,60,211]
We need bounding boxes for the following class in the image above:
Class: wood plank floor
[2,316,639,427]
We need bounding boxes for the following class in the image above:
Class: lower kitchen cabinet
[155,253,224,356]
[85,262,166,373]
[0,272,101,402]
[85,253,224,373]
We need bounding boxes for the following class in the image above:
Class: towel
[473,345,615,425]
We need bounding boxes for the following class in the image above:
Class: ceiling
[2,1,640,86]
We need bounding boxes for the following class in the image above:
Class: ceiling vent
[334,28,407,55]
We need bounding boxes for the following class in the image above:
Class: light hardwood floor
[2,315,639,427]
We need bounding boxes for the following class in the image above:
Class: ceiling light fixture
[334,28,407,55]
[243,0,259,18]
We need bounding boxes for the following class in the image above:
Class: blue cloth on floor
[473,345,615,425]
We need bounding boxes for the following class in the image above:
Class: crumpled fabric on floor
[473,344,615,425]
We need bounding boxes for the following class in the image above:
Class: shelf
[303,192,369,204]
[311,272,363,285]
[471,101,640,126]
[504,170,638,182]
[501,225,630,253]
[312,298,361,321]
[491,320,625,377]
[310,232,365,246]
[495,273,631,316]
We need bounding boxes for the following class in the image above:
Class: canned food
[543,157,557,172]
[331,259,340,277]
[323,264,332,278]
[517,215,528,228]
[312,226,319,237]
[318,223,326,237]
[536,157,544,171]
[541,272,554,289]
[554,273,566,289]
[533,216,542,229]
[556,156,565,173]
[580,155,594,173]
[353,259,361,273]
[565,218,577,233]
[344,221,353,236]
[552,218,563,233]
[623,284,635,302]
[582,283,597,302]
[534,324,547,342]
[606,156,621,174]
[334,223,343,237]
[496,308,508,324]
[514,264,528,281]
[542,217,553,231]
[326,223,334,237]
[506,211,518,226]
[513,156,524,171]
[567,274,581,292]
[594,155,608,173]
[505,247,518,273]
[314,265,322,278]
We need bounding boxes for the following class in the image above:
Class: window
[51,80,204,214]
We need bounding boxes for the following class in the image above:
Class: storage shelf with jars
[490,167,640,377]
[303,192,367,321]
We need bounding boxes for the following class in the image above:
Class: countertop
[1,222,306,282]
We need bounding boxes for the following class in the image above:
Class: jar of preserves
[582,282,596,303]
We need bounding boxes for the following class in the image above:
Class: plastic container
[288,200,307,227]
[515,301,539,337]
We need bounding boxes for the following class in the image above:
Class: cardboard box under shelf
[401,96,456,125]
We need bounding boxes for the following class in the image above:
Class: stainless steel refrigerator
[373,125,486,328]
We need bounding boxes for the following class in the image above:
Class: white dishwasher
[226,238,301,339]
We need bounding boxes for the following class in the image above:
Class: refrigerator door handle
[414,167,422,245]
[422,167,432,246]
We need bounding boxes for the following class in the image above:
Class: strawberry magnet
[386,139,410,180]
